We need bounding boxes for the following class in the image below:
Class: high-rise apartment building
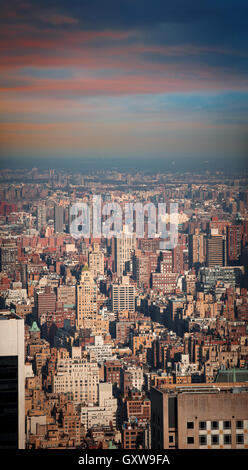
[54,205,64,233]
[76,268,98,329]
[114,229,136,277]
[0,243,18,277]
[206,233,225,268]
[133,250,158,287]
[151,250,177,293]
[189,231,205,267]
[0,311,25,449]
[88,243,104,277]
[227,225,242,264]
[52,348,99,404]
[35,287,56,319]
[104,360,122,388]
[36,205,46,232]
[111,276,135,314]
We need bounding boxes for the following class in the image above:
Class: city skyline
[0,0,248,458]
[0,0,248,169]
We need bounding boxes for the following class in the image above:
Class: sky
[0,0,248,171]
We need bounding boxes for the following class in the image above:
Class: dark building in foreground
[151,384,248,449]
[0,311,25,449]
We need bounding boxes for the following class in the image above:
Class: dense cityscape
[0,167,248,450]
[1,0,248,461]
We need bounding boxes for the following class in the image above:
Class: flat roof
[0,310,23,320]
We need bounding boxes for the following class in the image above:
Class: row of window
[187,420,245,430]
[195,434,244,445]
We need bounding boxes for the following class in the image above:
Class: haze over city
[0,0,248,170]
[1,0,248,462]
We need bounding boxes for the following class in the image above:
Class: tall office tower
[133,250,159,287]
[206,233,225,268]
[158,250,173,273]
[76,268,98,329]
[0,311,25,449]
[114,228,136,277]
[172,234,188,274]
[35,287,56,319]
[0,243,18,277]
[111,276,135,314]
[133,251,151,287]
[88,243,104,277]
[151,384,248,449]
[227,225,242,264]
[54,205,64,233]
[189,231,205,267]
[36,205,46,232]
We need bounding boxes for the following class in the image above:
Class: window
[211,435,219,445]
[187,437,194,444]
[236,421,243,429]
[199,435,207,445]
[169,435,174,443]
[236,434,244,444]
[223,421,231,430]
[187,421,194,429]
[224,434,232,445]
[211,421,219,430]
[199,421,206,430]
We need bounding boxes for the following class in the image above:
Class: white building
[52,348,99,404]
[81,382,117,430]
[175,353,199,375]
[5,288,27,306]
[85,335,115,363]
[26,415,46,440]
[126,366,144,391]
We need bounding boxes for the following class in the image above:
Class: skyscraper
[88,243,104,277]
[111,276,135,314]
[54,205,64,233]
[189,231,205,267]
[227,225,242,264]
[206,234,225,268]
[0,243,18,277]
[76,267,98,329]
[0,311,25,449]
[114,228,136,277]
[36,205,46,232]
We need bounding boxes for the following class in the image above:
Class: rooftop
[215,368,248,384]
[0,309,22,321]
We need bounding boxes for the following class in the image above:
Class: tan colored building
[111,276,135,314]
[57,285,75,306]
[114,229,136,277]
[189,231,205,267]
[76,268,98,329]
[151,383,248,449]
[52,350,99,405]
[88,243,104,277]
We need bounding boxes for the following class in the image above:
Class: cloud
[0,0,247,164]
